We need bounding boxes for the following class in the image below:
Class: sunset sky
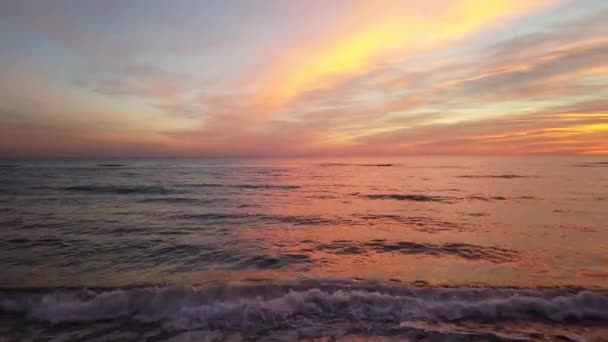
[0,0,606,157]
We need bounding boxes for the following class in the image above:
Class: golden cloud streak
[255,0,557,115]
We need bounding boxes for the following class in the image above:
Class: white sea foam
[2,283,607,331]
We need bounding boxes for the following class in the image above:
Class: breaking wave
[1,281,607,331]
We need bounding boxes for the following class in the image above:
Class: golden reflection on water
[225,156,608,288]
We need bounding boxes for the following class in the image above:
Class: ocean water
[0,156,607,341]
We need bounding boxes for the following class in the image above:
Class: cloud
[354,99,607,155]
[440,39,608,103]
[75,64,194,101]
[155,3,608,157]
[1,0,606,157]
[251,0,558,116]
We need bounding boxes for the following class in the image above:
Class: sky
[0,0,607,157]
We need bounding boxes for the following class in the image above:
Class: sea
[0,156,607,341]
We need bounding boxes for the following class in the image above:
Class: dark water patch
[373,241,520,263]
[177,213,254,220]
[319,163,353,166]
[467,195,507,201]
[457,174,536,179]
[2,237,315,274]
[468,195,535,201]
[283,215,350,226]
[107,226,151,235]
[62,185,181,195]
[313,240,519,263]
[467,195,536,201]
[142,243,312,271]
[356,214,464,232]
[467,213,489,217]
[358,214,403,220]
[363,194,448,202]
[178,183,224,188]
[236,204,259,208]
[360,163,398,167]
[138,197,217,204]
[270,215,344,226]
[580,271,608,279]
[319,163,399,167]
[96,164,126,167]
[6,238,29,244]
[176,213,348,226]
[156,230,191,236]
[316,183,351,188]
[305,194,340,199]
[310,240,368,255]
[230,184,300,190]
[573,161,608,167]
[559,225,598,233]
[236,253,312,269]
[184,183,301,190]
[12,221,66,231]
[151,244,213,258]
[0,207,18,213]
[3,237,66,248]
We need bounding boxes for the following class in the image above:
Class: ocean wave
[319,163,399,167]
[362,193,536,203]
[138,197,219,204]
[1,282,607,330]
[96,164,127,167]
[355,214,464,232]
[572,161,608,167]
[456,175,536,179]
[176,213,349,226]
[231,184,301,190]
[310,240,519,263]
[364,194,449,202]
[1,237,312,272]
[466,195,536,201]
[62,185,182,195]
[177,183,301,190]
[179,183,224,187]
